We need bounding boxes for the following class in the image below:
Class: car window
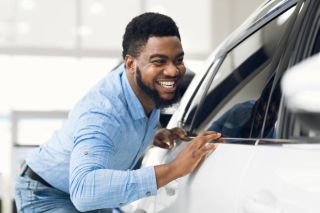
[188,6,296,139]
[180,58,222,130]
[311,26,320,55]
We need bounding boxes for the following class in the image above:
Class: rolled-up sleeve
[69,111,157,212]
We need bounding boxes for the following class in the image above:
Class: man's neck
[126,70,155,115]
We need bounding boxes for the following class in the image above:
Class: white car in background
[122,0,320,212]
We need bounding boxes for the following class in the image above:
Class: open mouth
[154,79,181,102]
[156,80,178,91]
[158,80,176,89]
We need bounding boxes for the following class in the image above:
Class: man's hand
[153,127,188,149]
[154,131,221,188]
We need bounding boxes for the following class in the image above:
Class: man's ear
[124,55,136,74]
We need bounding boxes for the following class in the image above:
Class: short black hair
[122,12,181,59]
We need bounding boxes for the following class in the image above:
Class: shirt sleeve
[69,110,157,212]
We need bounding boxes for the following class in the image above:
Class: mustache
[136,66,182,108]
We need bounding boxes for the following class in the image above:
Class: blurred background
[0,0,262,212]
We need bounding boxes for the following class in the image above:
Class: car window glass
[189,6,296,139]
[180,58,222,130]
[258,81,282,138]
[311,28,320,55]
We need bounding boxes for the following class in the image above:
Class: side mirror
[281,54,320,131]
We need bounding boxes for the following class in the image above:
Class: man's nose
[163,63,178,77]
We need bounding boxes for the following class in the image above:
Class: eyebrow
[149,52,185,60]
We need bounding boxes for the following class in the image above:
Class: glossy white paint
[239,144,320,213]
[121,0,320,212]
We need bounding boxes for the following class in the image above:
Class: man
[15,12,221,212]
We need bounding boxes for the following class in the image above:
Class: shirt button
[146,191,151,196]
[83,151,88,155]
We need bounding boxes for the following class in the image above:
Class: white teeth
[159,81,175,88]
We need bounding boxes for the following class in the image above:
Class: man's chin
[154,94,180,109]
[160,93,176,101]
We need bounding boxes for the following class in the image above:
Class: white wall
[0,0,262,59]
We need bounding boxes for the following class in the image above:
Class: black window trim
[180,57,223,130]
[180,1,300,133]
[277,0,320,140]
[186,2,302,141]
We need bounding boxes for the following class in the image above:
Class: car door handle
[164,185,176,196]
[242,192,282,213]
[164,180,179,196]
[132,209,147,213]
[243,198,282,213]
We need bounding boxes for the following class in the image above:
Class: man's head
[123,12,186,110]
[122,12,181,59]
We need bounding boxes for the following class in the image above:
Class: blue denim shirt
[26,65,159,211]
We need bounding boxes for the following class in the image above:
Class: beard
[136,66,181,109]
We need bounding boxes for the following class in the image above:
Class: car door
[150,2,301,213]
[238,0,320,212]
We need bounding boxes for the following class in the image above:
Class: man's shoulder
[100,65,124,90]
[94,66,126,101]
[73,69,126,113]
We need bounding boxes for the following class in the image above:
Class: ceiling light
[20,0,35,10]
[77,26,92,37]
[90,2,104,15]
[149,5,167,14]
[16,22,30,34]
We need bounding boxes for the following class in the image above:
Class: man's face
[133,36,186,108]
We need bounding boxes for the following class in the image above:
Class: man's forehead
[140,36,183,57]
[145,35,181,45]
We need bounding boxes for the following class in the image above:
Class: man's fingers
[192,143,217,159]
[204,132,222,141]
[216,137,224,143]
[170,127,188,139]
[200,143,217,156]
[192,132,221,148]
[154,137,175,149]
[201,131,218,136]
[166,141,174,149]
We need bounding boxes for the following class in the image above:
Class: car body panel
[239,144,320,213]
[121,0,320,212]
[155,143,256,213]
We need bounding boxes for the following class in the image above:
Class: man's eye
[176,58,184,65]
[152,60,165,65]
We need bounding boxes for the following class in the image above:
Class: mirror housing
[282,54,320,131]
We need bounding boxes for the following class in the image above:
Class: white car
[122,0,320,212]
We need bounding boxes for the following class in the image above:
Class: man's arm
[154,131,220,188]
[69,112,158,211]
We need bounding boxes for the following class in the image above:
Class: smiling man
[15,12,221,212]
[127,36,185,110]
